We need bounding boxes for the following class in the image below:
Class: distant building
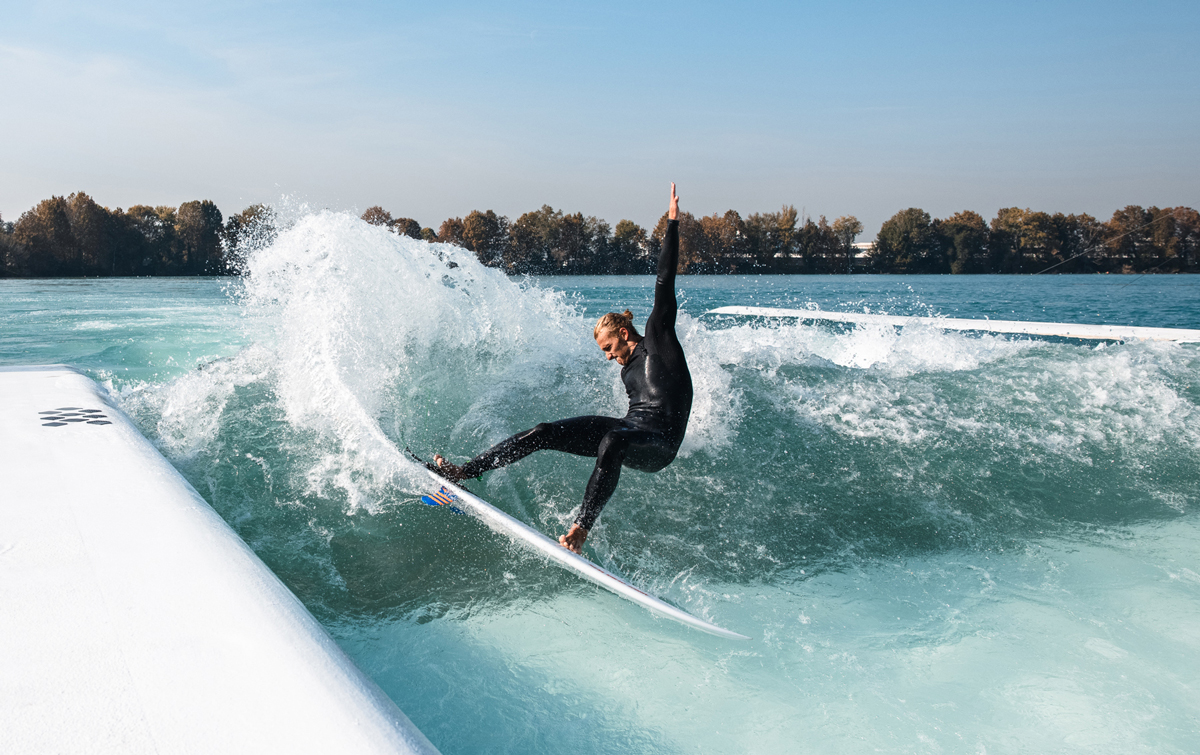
[851,241,874,270]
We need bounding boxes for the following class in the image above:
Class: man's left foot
[558,523,588,554]
[432,454,468,483]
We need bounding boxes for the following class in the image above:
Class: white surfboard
[707,305,1200,343]
[416,468,749,640]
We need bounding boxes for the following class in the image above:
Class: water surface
[3,213,1199,753]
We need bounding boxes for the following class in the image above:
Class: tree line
[2,192,1196,277]
[872,206,1200,274]
[0,192,273,277]
[363,204,865,274]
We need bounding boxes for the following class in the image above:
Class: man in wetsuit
[434,183,693,554]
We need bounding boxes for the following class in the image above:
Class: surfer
[433,183,693,554]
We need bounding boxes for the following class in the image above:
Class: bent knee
[520,422,556,440]
[596,431,632,459]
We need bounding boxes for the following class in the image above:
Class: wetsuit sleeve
[644,219,679,338]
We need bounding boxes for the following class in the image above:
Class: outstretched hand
[559,523,588,554]
[669,182,679,221]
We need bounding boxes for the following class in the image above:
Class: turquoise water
[3,211,1200,753]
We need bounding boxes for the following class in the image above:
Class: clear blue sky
[2,0,1197,236]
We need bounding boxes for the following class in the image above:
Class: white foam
[236,211,591,508]
[692,317,1200,463]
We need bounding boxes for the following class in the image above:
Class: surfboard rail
[707,305,1200,343]
[415,467,749,641]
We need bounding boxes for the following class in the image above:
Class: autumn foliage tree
[461,210,509,267]
[12,196,75,276]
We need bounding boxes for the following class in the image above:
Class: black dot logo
[39,407,112,427]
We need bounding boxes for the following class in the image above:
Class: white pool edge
[0,365,441,755]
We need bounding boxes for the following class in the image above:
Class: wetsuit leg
[576,426,677,530]
[459,415,622,479]
[456,416,678,531]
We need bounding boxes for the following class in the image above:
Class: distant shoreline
[3,193,1196,277]
[2,271,1195,282]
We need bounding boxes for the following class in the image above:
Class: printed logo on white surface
[38,408,112,427]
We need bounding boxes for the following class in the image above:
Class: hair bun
[594,310,642,340]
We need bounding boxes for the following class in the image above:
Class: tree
[938,211,988,273]
[391,217,422,239]
[175,200,225,274]
[651,211,702,273]
[989,208,1036,273]
[1168,207,1200,272]
[437,217,465,247]
[831,215,864,274]
[772,205,800,267]
[361,207,424,239]
[507,205,562,274]
[554,212,587,272]
[223,204,277,273]
[1100,205,1192,273]
[0,212,20,277]
[1041,213,1105,273]
[581,216,613,274]
[124,205,177,274]
[13,196,75,276]
[361,206,393,227]
[697,210,749,272]
[65,192,117,275]
[813,216,843,273]
[744,206,798,270]
[873,208,940,273]
[461,209,509,267]
[612,219,650,274]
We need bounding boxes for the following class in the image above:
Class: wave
[108,208,1200,617]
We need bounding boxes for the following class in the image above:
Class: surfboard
[707,305,1200,343]
[409,459,749,640]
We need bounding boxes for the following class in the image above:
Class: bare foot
[432,454,467,483]
[558,523,588,554]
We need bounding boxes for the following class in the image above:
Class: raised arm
[647,183,680,334]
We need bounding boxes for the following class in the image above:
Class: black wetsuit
[455,219,692,530]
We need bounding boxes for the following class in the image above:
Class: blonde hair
[594,310,641,340]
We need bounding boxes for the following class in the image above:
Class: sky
[2,0,1198,236]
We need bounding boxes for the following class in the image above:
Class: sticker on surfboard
[421,486,465,515]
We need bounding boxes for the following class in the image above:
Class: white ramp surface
[0,366,440,755]
[707,305,1200,342]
